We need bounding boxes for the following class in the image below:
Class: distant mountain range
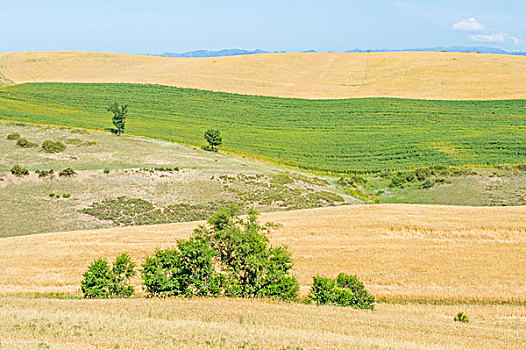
[157,46,526,58]
[159,49,278,57]
[345,46,526,56]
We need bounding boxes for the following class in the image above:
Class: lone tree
[141,206,299,300]
[204,129,222,151]
[107,102,128,135]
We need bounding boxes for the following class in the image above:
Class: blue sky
[1,0,525,53]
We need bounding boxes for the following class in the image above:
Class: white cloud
[470,32,521,44]
[453,18,485,32]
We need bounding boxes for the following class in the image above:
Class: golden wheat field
[0,297,524,349]
[1,204,524,303]
[1,51,526,99]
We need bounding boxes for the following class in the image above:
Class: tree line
[81,206,375,309]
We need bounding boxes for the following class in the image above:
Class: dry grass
[0,204,524,302]
[0,297,524,349]
[0,121,348,237]
[1,51,526,99]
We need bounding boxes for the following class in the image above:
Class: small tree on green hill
[204,129,222,151]
[107,102,128,135]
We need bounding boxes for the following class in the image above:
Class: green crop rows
[0,83,524,172]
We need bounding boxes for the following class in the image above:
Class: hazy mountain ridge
[158,46,526,57]
[159,49,276,57]
[345,46,526,56]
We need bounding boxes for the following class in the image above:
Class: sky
[1,0,525,53]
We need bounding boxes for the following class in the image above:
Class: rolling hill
[1,51,526,99]
[1,204,524,303]
[1,83,524,173]
[1,50,525,349]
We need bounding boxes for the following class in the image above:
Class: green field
[0,83,524,172]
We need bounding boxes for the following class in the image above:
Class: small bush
[454,312,469,323]
[36,169,54,178]
[42,140,66,153]
[63,193,71,198]
[309,273,375,309]
[59,168,76,177]
[81,253,136,298]
[389,172,407,188]
[103,169,110,174]
[10,164,29,177]
[6,132,20,140]
[337,175,367,188]
[421,179,435,189]
[16,138,38,148]
[49,193,55,197]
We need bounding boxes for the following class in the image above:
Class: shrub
[41,140,66,153]
[59,168,76,177]
[81,253,136,298]
[309,276,337,305]
[103,169,110,174]
[16,138,38,148]
[337,175,367,188]
[389,172,407,188]
[10,164,29,177]
[414,168,431,181]
[62,193,71,198]
[6,132,20,140]
[421,179,435,189]
[309,273,375,309]
[141,206,299,300]
[454,312,469,323]
[36,169,54,178]
[142,237,222,297]
[49,193,55,197]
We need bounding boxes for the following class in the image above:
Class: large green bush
[142,236,222,297]
[41,140,66,153]
[309,273,375,309]
[141,206,299,300]
[81,253,136,298]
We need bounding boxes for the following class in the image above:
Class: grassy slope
[0,83,524,172]
[0,121,349,237]
[1,51,526,100]
[1,297,523,349]
[1,204,524,303]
